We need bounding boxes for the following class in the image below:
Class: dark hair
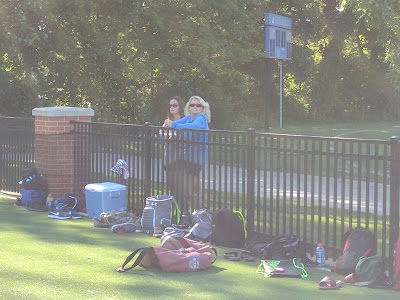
[167,96,185,119]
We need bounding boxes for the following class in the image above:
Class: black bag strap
[120,247,152,271]
[211,247,218,264]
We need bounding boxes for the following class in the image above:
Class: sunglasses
[189,104,203,108]
[169,104,179,108]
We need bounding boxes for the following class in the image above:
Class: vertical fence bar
[390,137,400,269]
[303,138,309,246]
[144,122,152,200]
[282,136,288,234]
[269,135,275,236]
[246,128,256,234]
[382,143,389,258]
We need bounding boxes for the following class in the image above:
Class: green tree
[0,0,399,126]
[0,0,265,127]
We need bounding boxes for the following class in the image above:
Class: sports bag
[117,237,217,273]
[19,168,47,191]
[211,209,246,248]
[21,188,47,210]
[392,234,400,291]
[186,208,213,242]
[186,221,212,242]
[257,258,308,278]
[332,227,376,275]
[345,255,390,287]
[259,235,300,260]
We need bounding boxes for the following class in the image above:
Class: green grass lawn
[274,121,400,139]
[0,195,398,300]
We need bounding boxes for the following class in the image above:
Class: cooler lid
[85,182,126,192]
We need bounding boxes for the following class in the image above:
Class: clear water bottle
[315,242,325,267]
[46,193,53,210]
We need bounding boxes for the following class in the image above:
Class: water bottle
[46,193,53,210]
[180,211,191,226]
[315,242,325,267]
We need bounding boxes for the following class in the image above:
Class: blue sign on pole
[265,12,292,60]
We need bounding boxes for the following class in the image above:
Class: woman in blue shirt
[164,96,211,211]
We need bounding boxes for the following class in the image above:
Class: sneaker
[14,198,22,206]
[69,210,82,219]
[173,223,190,230]
[93,218,110,228]
[153,226,164,238]
[111,223,136,233]
[48,210,71,220]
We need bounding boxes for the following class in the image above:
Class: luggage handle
[110,190,120,198]
[116,247,151,272]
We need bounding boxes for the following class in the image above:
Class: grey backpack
[186,209,213,242]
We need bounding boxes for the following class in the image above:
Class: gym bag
[186,208,213,242]
[116,237,217,273]
[211,209,246,248]
[332,227,376,275]
[21,188,47,211]
[19,168,47,191]
[257,258,308,278]
[259,235,300,260]
[392,234,400,291]
[344,255,390,287]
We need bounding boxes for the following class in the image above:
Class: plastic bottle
[315,242,325,267]
[46,193,53,210]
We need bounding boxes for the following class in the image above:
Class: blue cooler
[85,182,127,219]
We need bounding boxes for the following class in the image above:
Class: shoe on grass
[111,223,136,233]
[153,226,164,238]
[69,210,82,219]
[48,210,71,220]
[224,252,240,261]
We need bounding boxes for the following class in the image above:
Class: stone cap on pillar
[32,106,94,117]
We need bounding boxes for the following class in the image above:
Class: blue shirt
[171,114,209,165]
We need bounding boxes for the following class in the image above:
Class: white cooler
[85,182,127,219]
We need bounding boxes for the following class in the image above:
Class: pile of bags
[16,168,48,211]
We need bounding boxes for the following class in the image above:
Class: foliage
[0,0,399,127]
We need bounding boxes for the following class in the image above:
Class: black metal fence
[1,116,398,261]
[0,116,35,193]
[72,121,400,261]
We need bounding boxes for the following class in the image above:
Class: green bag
[350,255,390,287]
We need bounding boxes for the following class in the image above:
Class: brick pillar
[32,107,94,198]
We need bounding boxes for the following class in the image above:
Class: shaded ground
[0,195,397,300]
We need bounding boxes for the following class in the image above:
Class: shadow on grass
[0,196,398,300]
[0,197,149,252]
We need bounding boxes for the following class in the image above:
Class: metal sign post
[264,12,292,129]
[278,61,283,128]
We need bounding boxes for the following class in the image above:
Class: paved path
[91,152,391,216]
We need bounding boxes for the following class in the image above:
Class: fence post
[32,107,94,198]
[246,128,256,234]
[390,136,400,266]
[144,122,152,198]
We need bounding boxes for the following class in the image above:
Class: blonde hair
[184,96,211,123]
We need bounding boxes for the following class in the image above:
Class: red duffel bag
[116,236,217,273]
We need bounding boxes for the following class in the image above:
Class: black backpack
[332,227,377,275]
[260,235,300,260]
[19,168,47,191]
[211,209,246,248]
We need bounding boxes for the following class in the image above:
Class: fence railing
[72,121,400,261]
[0,116,35,193]
[1,117,398,261]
